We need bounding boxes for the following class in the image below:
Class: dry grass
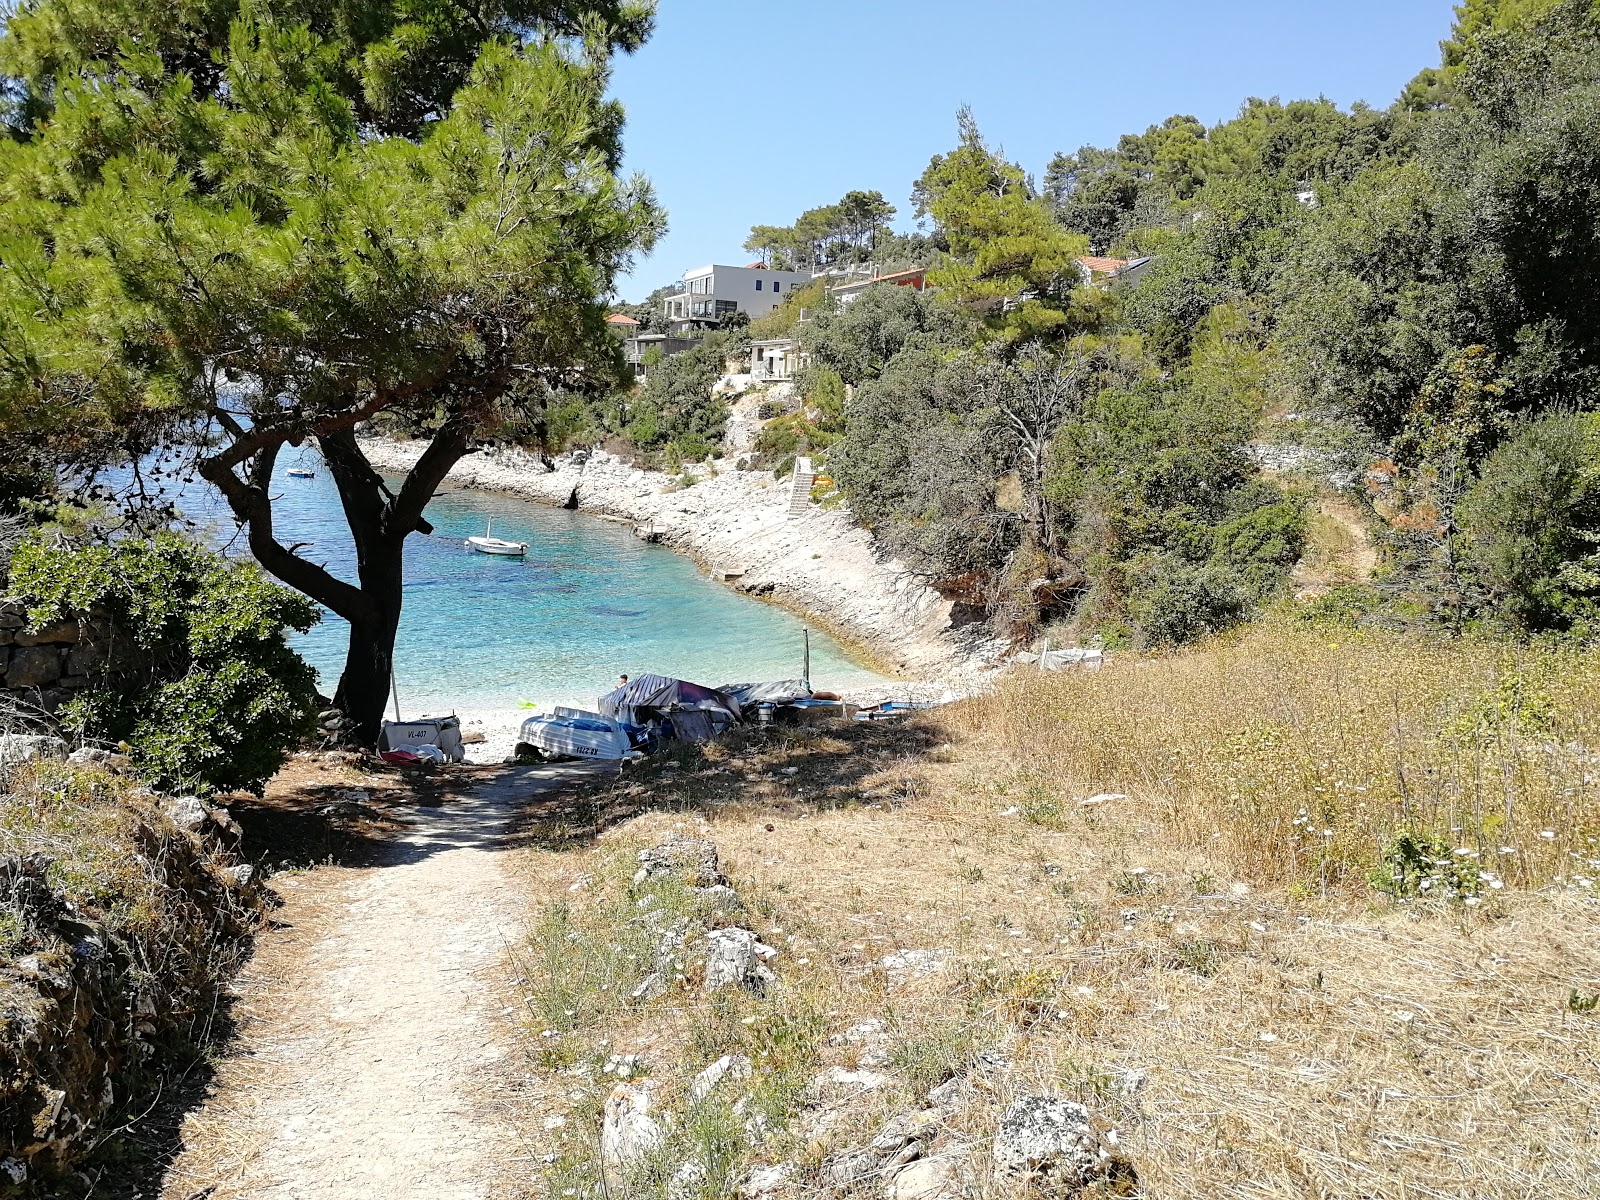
[505,630,1600,1199]
[968,625,1600,897]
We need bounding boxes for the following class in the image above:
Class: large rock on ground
[888,1155,968,1200]
[0,734,69,768]
[991,1098,1104,1189]
[636,834,726,887]
[600,1082,664,1169]
[992,1107,1107,1190]
[702,927,777,994]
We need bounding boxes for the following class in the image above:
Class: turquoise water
[183,465,882,712]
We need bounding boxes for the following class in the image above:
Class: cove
[205,467,885,714]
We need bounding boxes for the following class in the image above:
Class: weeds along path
[162,763,600,1200]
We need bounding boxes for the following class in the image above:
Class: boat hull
[516,713,631,761]
[466,536,527,556]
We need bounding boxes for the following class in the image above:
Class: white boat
[465,519,527,557]
[515,707,632,761]
[286,467,315,478]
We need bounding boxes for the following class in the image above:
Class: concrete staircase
[787,456,815,519]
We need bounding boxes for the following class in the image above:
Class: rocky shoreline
[358,437,1006,685]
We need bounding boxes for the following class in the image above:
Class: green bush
[9,535,320,794]
[1459,413,1600,633]
[1125,555,1248,646]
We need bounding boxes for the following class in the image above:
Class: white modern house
[662,263,812,330]
[750,338,805,381]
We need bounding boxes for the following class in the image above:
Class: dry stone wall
[0,601,150,714]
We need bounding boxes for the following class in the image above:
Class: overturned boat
[515,707,634,761]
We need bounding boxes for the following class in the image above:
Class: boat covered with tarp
[717,679,812,708]
[598,674,741,743]
[516,707,636,761]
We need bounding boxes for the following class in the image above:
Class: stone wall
[0,601,148,714]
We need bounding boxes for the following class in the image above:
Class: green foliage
[0,0,662,737]
[623,332,739,464]
[1045,381,1302,645]
[747,279,825,340]
[1459,414,1600,631]
[1369,829,1483,901]
[799,284,962,386]
[9,535,319,793]
[744,190,896,270]
[918,110,1090,342]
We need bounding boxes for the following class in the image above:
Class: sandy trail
[163,764,597,1200]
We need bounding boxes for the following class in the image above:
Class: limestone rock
[830,1017,891,1067]
[163,796,210,833]
[991,1097,1104,1189]
[690,1053,753,1104]
[0,734,69,767]
[887,1155,967,1200]
[636,835,726,887]
[694,882,746,914]
[66,747,112,766]
[668,1158,708,1200]
[703,928,777,994]
[600,1082,664,1168]
[740,1164,793,1197]
[880,949,948,983]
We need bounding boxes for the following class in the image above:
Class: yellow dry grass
[508,628,1600,1199]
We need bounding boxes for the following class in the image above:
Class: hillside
[497,625,1600,1198]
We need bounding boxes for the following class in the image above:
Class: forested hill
[584,0,1600,652]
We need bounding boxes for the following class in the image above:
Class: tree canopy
[0,0,663,739]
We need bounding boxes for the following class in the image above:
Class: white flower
[1540,830,1557,840]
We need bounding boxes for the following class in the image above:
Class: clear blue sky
[608,0,1455,301]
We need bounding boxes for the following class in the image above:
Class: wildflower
[1540,830,1557,840]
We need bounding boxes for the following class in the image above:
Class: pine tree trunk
[201,416,474,749]
[331,539,405,746]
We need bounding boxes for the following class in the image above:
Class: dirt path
[162,763,596,1200]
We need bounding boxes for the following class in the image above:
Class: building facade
[663,264,812,330]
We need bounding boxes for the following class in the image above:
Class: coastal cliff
[358,438,1004,682]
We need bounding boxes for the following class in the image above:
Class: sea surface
[174,460,884,714]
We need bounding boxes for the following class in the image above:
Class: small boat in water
[466,519,527,557]
[286,467,315,479]
[515,707,634,761]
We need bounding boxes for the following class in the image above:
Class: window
[755,280,762,291]
[772,282,780,294]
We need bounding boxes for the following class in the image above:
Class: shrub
[9,535,319,794]
[1459,413,1600,633]
[1125,556,1247,646]
[1369,829,1483,901]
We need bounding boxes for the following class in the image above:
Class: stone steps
[787,456,815,519]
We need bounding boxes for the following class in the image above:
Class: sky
[608,0,1455,301]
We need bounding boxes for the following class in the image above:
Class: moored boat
[286,467,315,478]
[466,518,527,557]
